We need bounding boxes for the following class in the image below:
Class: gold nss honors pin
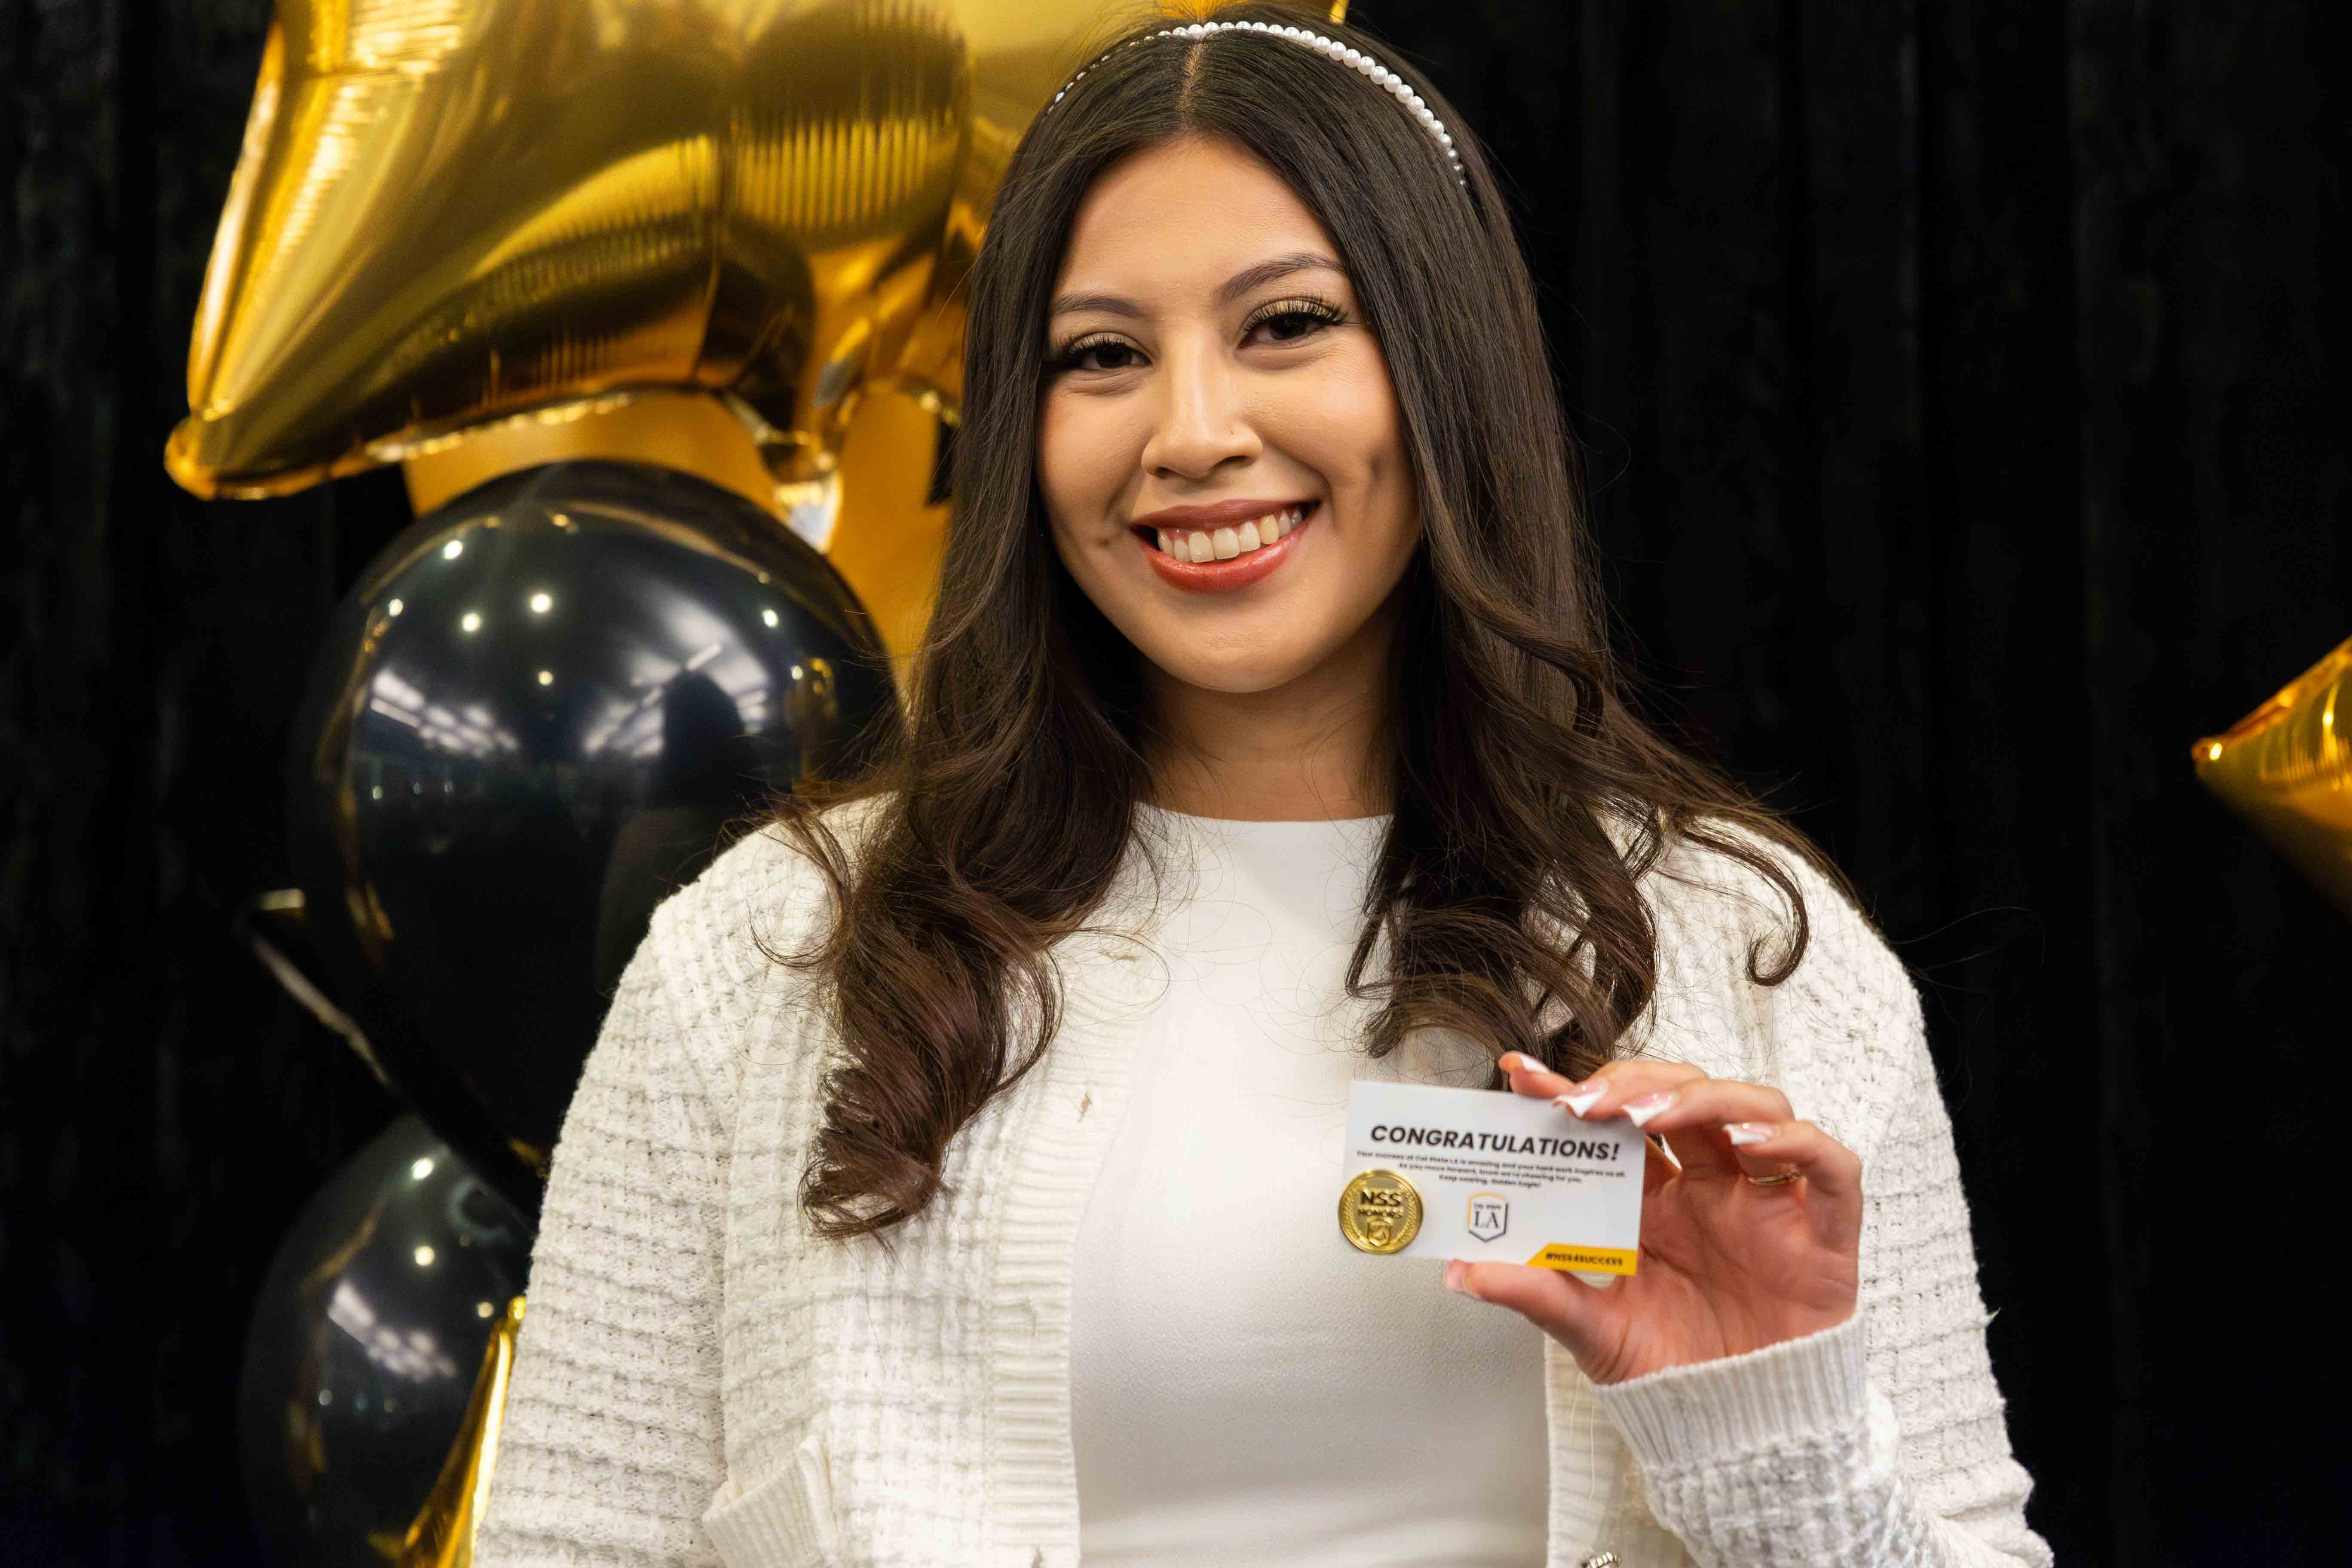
[1338,1169,1424,1254]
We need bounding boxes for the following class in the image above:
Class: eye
[1050,333,1145,374]
[1243,295,1347,346]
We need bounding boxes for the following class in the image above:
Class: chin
[1149,647,1319,696]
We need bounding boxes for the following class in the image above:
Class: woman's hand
[1444,1054,1862,1386]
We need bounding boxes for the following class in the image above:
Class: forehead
[1054,135,1339,297]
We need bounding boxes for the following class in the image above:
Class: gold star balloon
[175,0,1031,497]
[168,0,1346,665]
[2195,634,2352,918]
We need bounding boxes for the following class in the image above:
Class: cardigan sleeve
[1592,851,2052,1567]
[472,906,732,1568]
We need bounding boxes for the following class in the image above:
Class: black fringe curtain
[3,2,2342,1563]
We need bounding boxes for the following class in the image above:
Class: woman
[475,7,2049,1565]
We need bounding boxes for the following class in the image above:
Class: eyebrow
[1046,251,1348,320]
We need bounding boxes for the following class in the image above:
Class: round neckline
[1134,800,1391,828]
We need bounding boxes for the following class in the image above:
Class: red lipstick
[1134,500,1317,594]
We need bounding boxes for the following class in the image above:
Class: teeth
[1158,507,1308,563]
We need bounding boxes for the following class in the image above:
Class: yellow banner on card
[1525,1245,1639,1275]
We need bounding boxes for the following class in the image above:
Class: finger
[1641,1132,1678,1194]
[1498,1050,1570,1100]
[1723,1119,1865,1252]
[1443,1257,1627,1366]
[1613,1078,1796,1175]
[1549,1059,1705,1121]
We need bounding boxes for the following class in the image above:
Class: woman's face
[1037,135,1421,708]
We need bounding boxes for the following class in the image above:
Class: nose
[1139,338,1260,481]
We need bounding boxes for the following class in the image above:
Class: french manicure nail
[1558,1084,1607,1117]
[1623,1091,1676,1128]
[1726,1122,1773,1146]
[1506,1052,1547,1074]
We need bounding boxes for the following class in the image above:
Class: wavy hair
[768,1,1841,1240]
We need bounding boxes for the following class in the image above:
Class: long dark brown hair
[768,1,1841,1241]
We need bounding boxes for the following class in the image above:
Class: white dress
[1072,805,1551,1565]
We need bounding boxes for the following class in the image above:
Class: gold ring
[1743,1170,1803,1187]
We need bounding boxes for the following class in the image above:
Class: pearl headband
[1047,19,1466,188]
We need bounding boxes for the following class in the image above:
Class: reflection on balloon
[239,1115,530,1568]
[2195,634,2352,917]
[287,461,899,1175]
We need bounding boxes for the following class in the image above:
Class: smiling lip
[1133,496,1312,530]
[1134,500,1317,593]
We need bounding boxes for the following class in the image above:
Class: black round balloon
[239,1114,531,1568]
[287,460,896,1171]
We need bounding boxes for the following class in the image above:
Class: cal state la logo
[1467,1192,1509,1242]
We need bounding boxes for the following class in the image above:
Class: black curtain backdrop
[2,2,2343,1563]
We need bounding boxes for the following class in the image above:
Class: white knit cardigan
[474,801,2051,1568]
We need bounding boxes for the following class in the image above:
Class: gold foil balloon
[2195,635,2352,918]
[170,0,1108,499]
[166,0,1096,647]
[397,1296,524,1568]
[170,1,1346,666]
